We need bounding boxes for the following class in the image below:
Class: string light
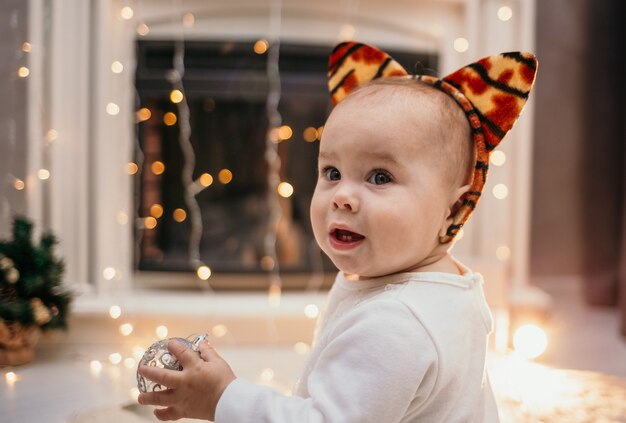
[170,89,184,104]
[132,346,146,361]
[453,37,469,53]
[123,357,136,369]
[155,325,168,339]
[14,179,25,190]
[496,245,511,261]
[212,324,228,338]
[136,107,151,122]
[493,183,509,199]
[21,42,31,52]
[497,6,513,21]
[37,169,50,180]
[173,208,187,222]
[278,125,292,140]
[151,161,165,175]
[144,216,157,229]
[304,304,319,319]
[137,23,150,36]
[513,324,547,359]
[196,265,211,280]
[260,368,275,382]
[294,342,310,355]
[490,150,506,166]
[46,129,58,143]
[163,112,177,126]
[126,162,139,175]
[119,323,134,336]
[5,371,17,385]
[106,102,120,115]
[339,24,356,40]
[260,255,275,271]
[182,13,195,28]
[277,182,294,198]
[102,267,116,280]
[117,212,129,225]
[120,6,134,20]
[109,352,122,364]
[109,305,122,319]
[111,61,124,73]
[303,127,318,142]
[90,360,103,376]
[218,169,233,184]
[150,204,163,218]
[254,39,269,54]
[199,173,213,187]
[18,67,29,77]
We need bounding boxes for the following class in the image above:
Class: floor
[1,278,625,423]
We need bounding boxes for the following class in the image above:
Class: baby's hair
[343,77,475,190]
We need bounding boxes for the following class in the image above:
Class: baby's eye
[322,167,341,181]
[367,170,392,185]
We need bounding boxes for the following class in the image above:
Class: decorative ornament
[137,334,208,393]
[327,42,538,243]
[30,298,51,325]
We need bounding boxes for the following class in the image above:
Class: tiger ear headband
[327,42,538,243]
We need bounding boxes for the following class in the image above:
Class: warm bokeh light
[173,208,187,222]
[513,324,548,359]
[117,212,129,225]
[151,161,165,175]
[136,107,151,122]
[132,346,145,361]
[144,216,157,229]
[37,169,50,180]
[199,173,213,187]
[196,265,212,280]
[119,323,134,337]
[170,89,184,104]
[109,353,122,365]
[303,127,318,142]
[156,325,168,339]
[46,129,59,142]
[453,37,469,53]
[126,162,139,175]
[102,267,116,281]
[497,6,513,21]
[278,125,293,141]
[137,23,150,36]
[123,357,136,369]
[21,42,32,52]
[182,13,195,27]
[253,39,269,54]
[304,304,319,319]
[490,150,506,166]
[18,67,30,78]
[277,182,294,198]
[14,179,25,190]
[106,102,120,115]
[120,6,134,20]
[163,112,177,126]
[339,24,356,40]
[317,126,324,139]
[294,342,310,355]
[90,360,102,376]
[260,368,274,382]
[493,183,509,199]
[218,169,233,184]
[260,255,275,271]
[150,204,164,219]
[109,305,122,319]
[5,371,17,385]
[496,245,511,261]
[111,61,124,73]
[212,324,228,338]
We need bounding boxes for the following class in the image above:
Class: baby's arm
[137,339,236,421]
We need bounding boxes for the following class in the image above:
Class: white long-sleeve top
[215,270,500,422]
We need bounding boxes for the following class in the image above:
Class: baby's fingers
[138,365,182,389]
[154,406,185,421]
[138,388,177,407]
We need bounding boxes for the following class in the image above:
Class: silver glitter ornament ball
[137,335,206,393]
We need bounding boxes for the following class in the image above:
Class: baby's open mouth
[332,228,365,243]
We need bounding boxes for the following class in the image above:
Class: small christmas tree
[0,217,72,331]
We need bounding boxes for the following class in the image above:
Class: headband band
[327,42,538,243]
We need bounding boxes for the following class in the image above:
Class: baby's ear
[438,185,471,239]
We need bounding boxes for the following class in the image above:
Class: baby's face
[310,93,455,278]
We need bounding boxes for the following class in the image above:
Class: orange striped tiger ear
[328,42,408,105]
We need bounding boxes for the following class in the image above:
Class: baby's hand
[137,338,236,421]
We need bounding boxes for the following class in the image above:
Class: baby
[138,42,537,422]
